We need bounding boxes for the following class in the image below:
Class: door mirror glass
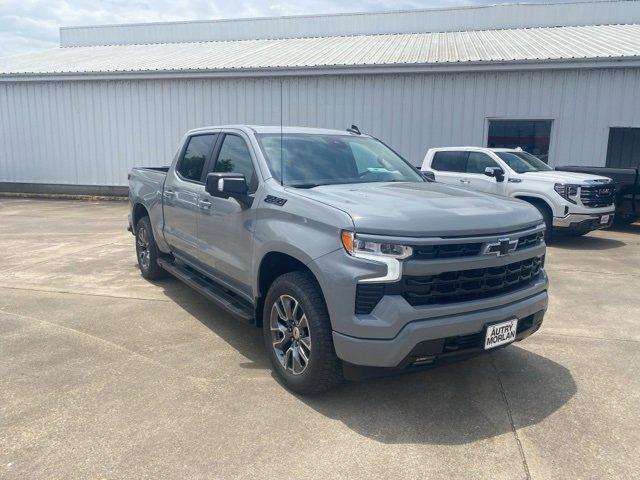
[484,167,505,182]
[205,172,248,199]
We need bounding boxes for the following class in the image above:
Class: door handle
[198,199,212,210]
[163,189,175,198]
[459,179,471,184]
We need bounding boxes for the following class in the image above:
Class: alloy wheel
[270,294,311,375]
[136,225,151,271]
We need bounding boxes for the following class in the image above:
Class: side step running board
[158,258,254,322]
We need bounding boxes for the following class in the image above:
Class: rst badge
[483,237,518,256]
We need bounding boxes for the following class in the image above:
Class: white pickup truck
[421,147,615,239]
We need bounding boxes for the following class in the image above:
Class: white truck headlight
[554,183,579,204]
[341,231,412,283]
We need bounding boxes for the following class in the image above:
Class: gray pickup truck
[128,125,549,393]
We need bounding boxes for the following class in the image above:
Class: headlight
[341,231,412,259]
[554,183,579,204]
[341,231,412,283]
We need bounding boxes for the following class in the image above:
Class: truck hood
[291,182,542,237]
[518,170,612,184]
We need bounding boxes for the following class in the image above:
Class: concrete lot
[0,198,638,480]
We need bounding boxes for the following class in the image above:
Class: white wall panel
[1,68,639,186]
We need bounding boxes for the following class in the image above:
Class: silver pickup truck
[128,125,549,393]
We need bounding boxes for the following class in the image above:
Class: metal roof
[3,23,640,79]
[58,1,640,47]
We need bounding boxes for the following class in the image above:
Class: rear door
[195,132,259,296]
[430,150,469,187]
[163,133,218,262]
[463,151,507,195]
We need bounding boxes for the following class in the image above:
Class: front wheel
[530,202,553,242]
[263,271,343,394]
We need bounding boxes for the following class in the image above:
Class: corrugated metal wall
[60,1,640,47]
[2,68,640,186]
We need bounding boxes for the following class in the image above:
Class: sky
[0,0,582,57]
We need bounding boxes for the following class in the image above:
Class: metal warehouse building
[2,0,640,194]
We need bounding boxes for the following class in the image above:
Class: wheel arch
[132,202,150,228]
[255,250,323,327]
[513,194,555,218]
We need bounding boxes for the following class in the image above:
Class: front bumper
[552,212,614,232]
[333,288,547,368]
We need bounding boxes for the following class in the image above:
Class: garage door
[606,128,640,168]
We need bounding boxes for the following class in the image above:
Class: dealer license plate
[600,215,610,225]
[484,319,518,350]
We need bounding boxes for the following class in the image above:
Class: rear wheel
[135,216,168,280]
[263,271,343,394]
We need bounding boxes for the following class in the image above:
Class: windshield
[256,133,424,187]
[496,151,553,173]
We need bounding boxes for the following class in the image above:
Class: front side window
[214,135,258,191]
[431,151,467,173]
[176,134,215,182]
[496,151,553,173]
[256,134,423,187]
[487,120,552,163]
[466,152,499,174]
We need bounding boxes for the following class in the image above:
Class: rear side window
[466,152,499,174]
[431,151,467,172]
[177,134,216,182]
[213,134,258,191]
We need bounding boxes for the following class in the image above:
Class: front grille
[402,256,543,306]
[515,231,544,250]
[354,256,544,314]
[412,242,482,260]
[581,185,615,208]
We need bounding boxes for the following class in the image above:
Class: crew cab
[421,147,615,239]
[129,126,549,393]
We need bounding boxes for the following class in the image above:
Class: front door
[162,133,217,263]
[196,133,259,296]
[462,151,507,195]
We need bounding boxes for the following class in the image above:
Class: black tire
[135,216,168,280]
[262,271,343,394]
[530,201,553,242]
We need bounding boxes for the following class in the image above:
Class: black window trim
[209,132,260,194]
[175,133,219,185]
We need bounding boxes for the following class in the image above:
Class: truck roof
[187,125,366,137]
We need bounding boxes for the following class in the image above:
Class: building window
[487,120,552,163]
[606,128,640,168]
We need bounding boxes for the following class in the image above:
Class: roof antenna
[280,80,284,187]
[347,124,361,135]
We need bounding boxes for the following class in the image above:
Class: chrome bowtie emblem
[483,237,518,256]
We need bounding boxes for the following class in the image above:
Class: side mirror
[205,172,249,200]
[484,167,505,183]
[421,171,435,181]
